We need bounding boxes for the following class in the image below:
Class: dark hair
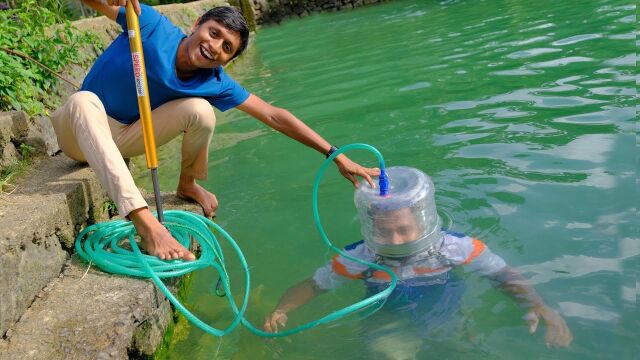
[197,6,249,60]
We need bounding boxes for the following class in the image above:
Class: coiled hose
[75,143,397,337]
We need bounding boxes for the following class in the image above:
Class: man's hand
[106,0,141,15]
[264,309,288,333]
[525,306,573,348]
[334,155,380,188]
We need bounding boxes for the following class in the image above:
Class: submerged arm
[264,278,326,333]
[490,266,573,347]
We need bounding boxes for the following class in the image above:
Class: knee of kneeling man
[67,91,106,114]
[189,99,216,130]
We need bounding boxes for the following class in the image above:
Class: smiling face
[176,19,242,74]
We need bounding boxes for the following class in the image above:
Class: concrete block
[0,192,203,359]
[0,155,108,336]
[0,258,171,360]
[0,142,18,169]
[22,116,60,156]
[0,111,29,168]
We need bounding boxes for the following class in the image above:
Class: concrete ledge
[0,152,204,358]
[251,0,387,25]
[0,194,203,359]
[0,257,171,360]
[0,155,109,337]
[0,111,59,169]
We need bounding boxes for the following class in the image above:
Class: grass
[0,143,35,194]
[101,198,119,218]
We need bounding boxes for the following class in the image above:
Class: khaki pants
[51,91,216,217]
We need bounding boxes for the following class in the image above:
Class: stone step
[0,111,60,169]
[0,153,203,359]
[0,257,172,360]
[0,154,109,338]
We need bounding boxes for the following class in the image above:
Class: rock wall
[0,111,59,170]
[250,0,388,24]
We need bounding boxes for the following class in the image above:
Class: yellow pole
[124,2,158,169]
[124,2,164,222]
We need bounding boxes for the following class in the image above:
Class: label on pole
[131,52,145,97]
[128,30,135,38]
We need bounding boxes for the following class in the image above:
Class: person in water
[264,167,572,358]
[51,0,378,261]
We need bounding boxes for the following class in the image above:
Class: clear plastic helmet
[354,166,442,258]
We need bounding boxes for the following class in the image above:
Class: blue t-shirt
[81,5,250,124]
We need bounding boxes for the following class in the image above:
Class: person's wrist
[325,145,339,158]
[273,308,287,315]
[533,304,553,318]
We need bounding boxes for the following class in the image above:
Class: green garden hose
[75,143,397,337]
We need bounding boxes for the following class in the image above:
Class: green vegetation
[0,0,101,116]
[101,198,119,218]
[153,273,195,359]
[0,143,34,193]
[1,1,200,19]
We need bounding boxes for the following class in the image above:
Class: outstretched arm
[490,266,573,347]
[80,0,141,21]
[263,278,326,333]
[237,94,380,188]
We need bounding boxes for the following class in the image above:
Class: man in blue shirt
[51,0,379,261]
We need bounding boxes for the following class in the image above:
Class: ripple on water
[552,106,635,125]
[506,47,562,59]
[557,302,620,321]
[442,52,473,60]
[441,117,503,130]
[477,107,535,119]
[433,132,494,146]
[616,15,635,23]
[588,86,636,96]
[603,53,637,66]
[435,88,604,111]
[608,32,636,40]
[555,75,586,85]
[594,67,637,83]
[398,82,431,92]
[551,33,603,46]
[579,78,612,85]
[517,255,625,285]
[507,35,551,46]
[528,56,594,68]
[519,22,555,32]
[544,134,615,163]
[491,68,542,76]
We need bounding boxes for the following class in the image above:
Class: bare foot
[176,174,218,218]
[129,208,196,261]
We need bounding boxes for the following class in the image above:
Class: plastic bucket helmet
[354,166,442,257]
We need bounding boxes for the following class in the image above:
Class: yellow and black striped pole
[124,2,164,222]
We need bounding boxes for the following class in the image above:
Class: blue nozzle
[379,168,389,196]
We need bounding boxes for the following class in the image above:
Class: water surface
[137,0,638,358]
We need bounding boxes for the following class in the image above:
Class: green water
[138,0,637,358]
